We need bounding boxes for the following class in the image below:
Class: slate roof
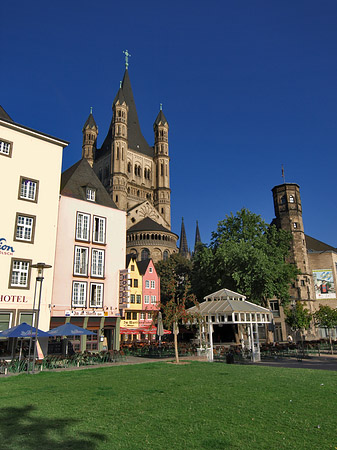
[128,217,177,236]
[153,109,168,127]
[98,69,154,159]
[0,106,13,122]
[136,259,151,275]
[305,235,337,253]
[60,158,118,209]
[82,112,98,131]
[126,253,137,268]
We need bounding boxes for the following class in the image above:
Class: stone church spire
[82,107,98,167]
[179,218,190,259]
[194,220,201,251]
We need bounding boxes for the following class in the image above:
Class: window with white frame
[149,267,153,273]
[86,187,96,202]
[93,216,106,244]
[0,139,12,157]
[145,280,150,289]
[90,283,103,307]
[72,281,87,307]
[76,212,90,241]
[147,312,152,320]
[19,177,38,202]
[0,313,13,332]
[15,214,35,243]
[130,294,135,303]
[144,295,150,304]
[9,259,31,288]
[140,313,146,320]
[74,246,89,276]
[91,249,104,277]
[151,280,155,289]
[151,295,156,304]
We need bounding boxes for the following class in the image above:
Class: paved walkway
[1,354,337,377]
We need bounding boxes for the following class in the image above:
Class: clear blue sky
[2,1,337,248]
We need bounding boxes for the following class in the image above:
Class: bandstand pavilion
[188,289,272,361]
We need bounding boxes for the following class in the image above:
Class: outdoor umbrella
[0,322,49,338]
[157,312,164,345]
[48,323,95,336]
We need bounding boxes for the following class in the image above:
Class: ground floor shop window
[86,330,98,351]
[19,312,34,326]
[0,313,12,331]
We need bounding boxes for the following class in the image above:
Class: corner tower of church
[84,56,178,262]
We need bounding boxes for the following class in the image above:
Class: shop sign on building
[0,238,15,256]
[0,294,29,303]
[65,310,105,317]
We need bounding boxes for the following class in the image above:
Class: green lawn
[0,362,336,449]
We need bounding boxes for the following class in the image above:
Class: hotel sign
[0,295,29,303]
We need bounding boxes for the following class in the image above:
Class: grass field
[0,361,336,450]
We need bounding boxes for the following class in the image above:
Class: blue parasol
[48,323,95,336]
[0,322,49,338]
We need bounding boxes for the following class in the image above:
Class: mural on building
[312,270,336,299]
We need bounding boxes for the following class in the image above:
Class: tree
[192,208,299,306]
[155,253,197,363]
[313,305,337,354]
[285,302,312,345]
[155,253,193,306]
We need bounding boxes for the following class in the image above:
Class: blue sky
[2,1,337,248]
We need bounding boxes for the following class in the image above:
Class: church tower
[154,105,171,227]
[272,183,315,306]
[82,108,98,167]
[110,84,128,210]
[179,217,190,259]
[85,52,178,262]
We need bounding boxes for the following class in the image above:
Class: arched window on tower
[163,250,169,261]
[141,249,150,260]
[289,195,295,203]
[161,164,164,176]
[128,162,131,173]
[116,147,120,160]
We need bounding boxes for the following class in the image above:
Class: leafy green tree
[313,305,337,354]
[155,254,199,363]
[192,208,298,306]
[155,253,193,306]
[285,301,312,345]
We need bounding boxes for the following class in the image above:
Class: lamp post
[27,262,52,373]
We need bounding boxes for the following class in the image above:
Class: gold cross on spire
[123,49,131,69]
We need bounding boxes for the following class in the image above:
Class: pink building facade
[138,259,160,330]
[51,159,126,352]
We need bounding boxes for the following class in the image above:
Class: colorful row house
[51,159,126,352]
[120,255,160,341]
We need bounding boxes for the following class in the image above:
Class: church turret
[82,107,98,167]
[111,82,128,209]
[154,104,171,226]
[272,183,315,306]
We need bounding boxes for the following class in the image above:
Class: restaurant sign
[65,310,105,317]
[0,238,15,256]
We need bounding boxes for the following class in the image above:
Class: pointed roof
[60,158,118,209]
[128,217,176,235]
[0,105,13,122]
[305,235,337,253]
[194,220,201,250]
[113,86,126,106]
[154,109,168,128]
[99,70,154,159]
[126,253,137,268]
[82,109,98,131]
[136,259,151,275]
[179,218,190,257]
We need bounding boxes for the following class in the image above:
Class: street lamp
[27,262,52,373]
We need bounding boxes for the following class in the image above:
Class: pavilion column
[208,321,214,362]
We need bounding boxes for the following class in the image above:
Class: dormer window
[86,187,96,202]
